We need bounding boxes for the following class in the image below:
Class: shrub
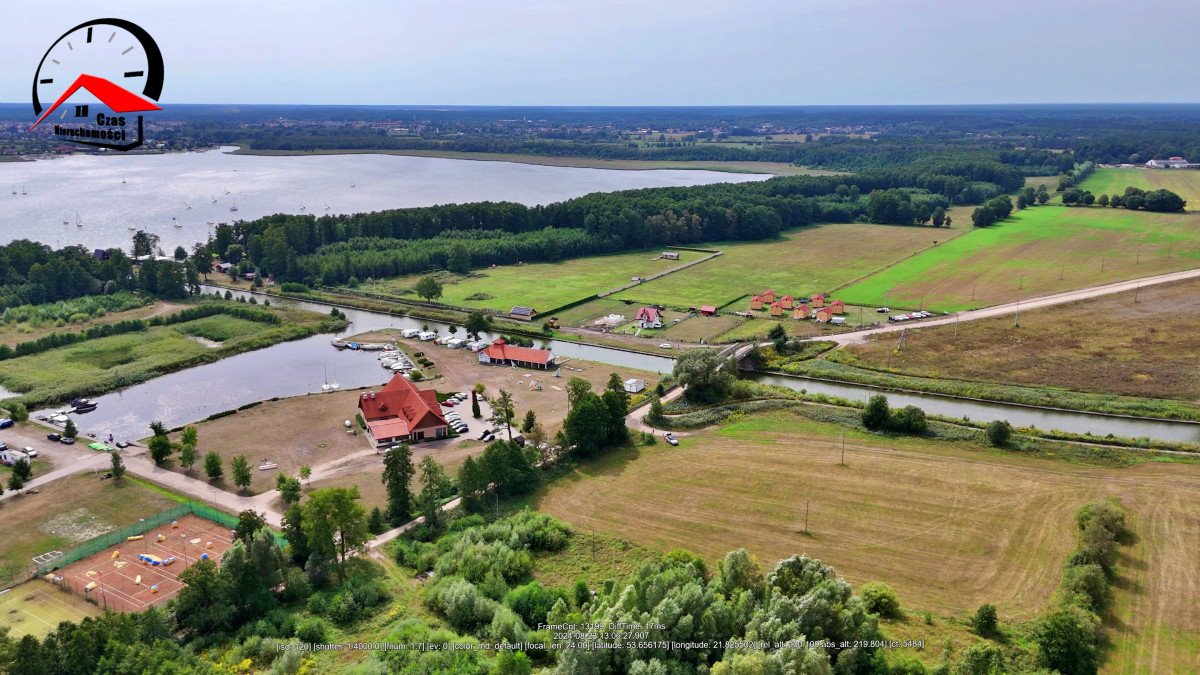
[891,405,928,434]
[296,617,327,644]
[1062,563,1108,612]
[970,603,998,636]
[985,420,1012,446]
[861,394,891,430]
[1034,605,1099,675]
[409,369,424,381]
[505,581,568,628]
[859,581,902,618]
[1076,499,1126,539]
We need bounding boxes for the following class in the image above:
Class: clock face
[32,18,163,115]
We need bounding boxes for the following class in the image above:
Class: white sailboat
[211,195,217,204]
[62,214,69,225]
[11,185,16,195]
[122,175,126,184]
[75,212,82,228]
[224,187,231,194]
[324,200,331,210]
[185,201,192,210]
[321,365,331,392]
[20,186,27,195]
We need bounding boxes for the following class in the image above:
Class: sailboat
[185,201,192,210]
[224,187,230,194]
[349,181,356,188]
[229,202,239,212]
[121,175,126,184]
[62,214,69,225]
[321,365,331,392]
[20,186,27,195]
[299,200,306,212]
[211,195,217,204]
[10,185,15,195]
[75,212,82,228]
[324,200,331,211]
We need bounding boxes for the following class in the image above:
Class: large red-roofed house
[478,338,555,369]
[358,375,449,448]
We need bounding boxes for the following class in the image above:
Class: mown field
[843,276,1200,407]
[1079,167,1200,210]
[535,410,1200,673]
[611,223,953,309]
[0,304,337,408]
[839,206,1200,311]
[362,249,701,313]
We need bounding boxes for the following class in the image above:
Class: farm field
[611,223,953,310]
[0,474,179,586]
[0,304,336,408]
[535,410,1200,673]
[1079,167,1200,210]
[842,276,1200,405]
[657,313,744,342]
[838,206,1200,311]
[361,249,702,313]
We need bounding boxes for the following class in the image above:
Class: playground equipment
[127,535,144,541]
[138,554,164,566]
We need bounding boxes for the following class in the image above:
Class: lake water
[0,147,767,251]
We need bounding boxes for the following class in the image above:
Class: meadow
[0,304,337,408]
[534,409,1200,673]
[842,276,1200,408]
[363,249,701,313]
[838,205,1200,311]
[611,223,952,309]
[1079,167,1200,210]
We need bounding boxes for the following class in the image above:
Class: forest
[208,157,1025,285]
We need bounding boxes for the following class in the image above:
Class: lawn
[0,303,338,408]
[611,223,953,310]
[0,474,179,585]
[838,205,1200,311]
[362,249,702,313]
[841,275,1200,408]
[657,313,744,342]
[534,409,1200,672]
[1079,167,1200,210]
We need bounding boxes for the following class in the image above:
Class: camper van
[401,328,421,338]
[0,447,30,466]
[417,331,437,341]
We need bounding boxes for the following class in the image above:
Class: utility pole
[953,312,959,341]
[1059,264,1064,280]
[1135,283,1140,303]
[840,432,845,466]
[803,499,811,535]
[971,282,976,301]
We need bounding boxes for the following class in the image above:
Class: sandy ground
[173,337,660,499]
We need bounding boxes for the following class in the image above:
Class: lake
[0,147,768,251]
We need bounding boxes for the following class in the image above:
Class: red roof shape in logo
[30,73,161,129]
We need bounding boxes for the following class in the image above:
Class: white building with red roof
[635,307,662,329]
[478,338,555,369]
[357,374,449,448]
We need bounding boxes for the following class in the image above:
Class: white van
[401,328,421,338]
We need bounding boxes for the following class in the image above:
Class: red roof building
[749,295,764,310]
[768,301,783,316]
[779,294,794,309]
[358,375,449,448]
[761,290,777,303]
[478,338,555,369]
[635,307,662,328]
[699,305,718,316]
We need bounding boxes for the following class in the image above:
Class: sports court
[46,514,235,612]
[0,580,101,638]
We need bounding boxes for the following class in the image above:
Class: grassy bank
[0,300,346,409]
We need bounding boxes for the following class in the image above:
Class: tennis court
[0,580,101,638]
[47,515,234,612]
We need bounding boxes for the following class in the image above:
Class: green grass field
[838,205,1200,311]
[0,581,101,638]
[1079,167,1200,210]
[611,223,952,310]
[363,249,701,313]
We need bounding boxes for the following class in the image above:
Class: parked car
[476,430,491,441]
[441,400,456,407]
[876,307,890,313]
[60,436,76,445]
[46,432,61,442]
[659,343,672,349]
[22,447,37,458]
[664,433,679,446]
[115,441,129,448]
[0,418,13,429]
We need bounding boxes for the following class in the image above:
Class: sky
[2,0,1197,107]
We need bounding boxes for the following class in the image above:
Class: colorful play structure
[137,553,177,567]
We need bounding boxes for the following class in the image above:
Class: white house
[1145,156,1192,169]
[635,307,663,329]
[623,378,646,393]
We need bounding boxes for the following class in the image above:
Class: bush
[1062,563,1108,612]
[985,420,1012,446]
[859,581,902,619]
[1076,499,1126,539]
[891,405,927,434]
[409,369,424,381]
[861,394,891,430]
[1034,605,1099,675]
[970,603,998,636]
[295,617,327,644]
[505,581,568,628]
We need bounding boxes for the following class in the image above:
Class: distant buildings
[1145,156,1196,169]
[509,306,537,321]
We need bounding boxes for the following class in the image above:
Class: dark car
[46,432,61,442]
[59,436,76,445]
[0,418,14,429]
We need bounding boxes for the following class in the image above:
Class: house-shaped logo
[30,18,164,151]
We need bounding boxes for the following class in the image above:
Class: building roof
[780,295,793,301]
[358,375,447,438]
[700,305,718,313]
[635,307,660,322]
[751,295,763,302]
[482,338,553,365]
[509,306,536,316]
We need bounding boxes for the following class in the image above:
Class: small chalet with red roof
[358,375,449,448]
[635,307,663,329]
[478,338,555,369]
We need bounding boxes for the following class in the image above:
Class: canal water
[43,287,1200,446]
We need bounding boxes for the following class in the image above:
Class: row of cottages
[635,307,663,329]
[358,374,450,448]
[477,338,555,369]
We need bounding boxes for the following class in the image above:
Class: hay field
[535,411,1200,672]
[1079,167,1200,210]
